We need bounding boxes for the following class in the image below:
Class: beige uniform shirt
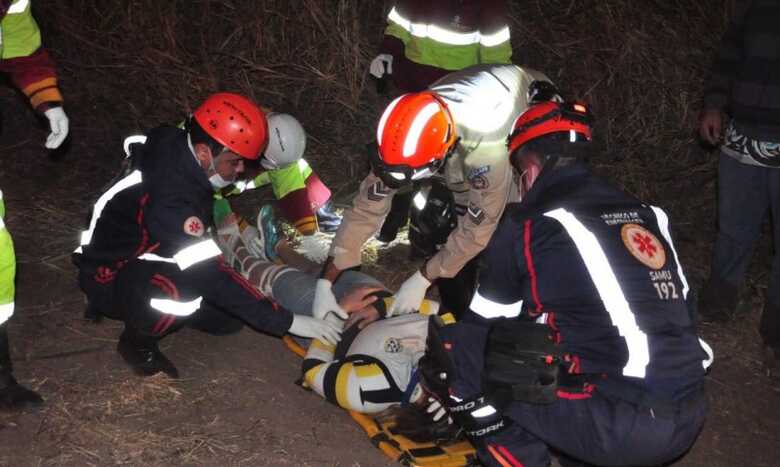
[330,64,553,279]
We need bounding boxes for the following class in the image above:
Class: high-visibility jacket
[216,159,331,235]
[0,0,63,111]
[0,191,15,326]
[380,0,513,92]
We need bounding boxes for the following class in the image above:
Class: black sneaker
[0,377,44,411]
[117,329,179,378]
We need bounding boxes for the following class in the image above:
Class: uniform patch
[367,181,391,202]
[467,203,485,225]
[184,216,205,237]
[468,166,491,190]
[384,337,402,353]
[468,165,490,180]
[621,223,665,269]
[469,175,489,190]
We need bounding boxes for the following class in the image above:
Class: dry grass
[37,0,739,258]
[38,0,739,205]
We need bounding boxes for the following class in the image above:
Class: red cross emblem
[632,232,658,258]
[621,223,666,269]
[184,216,204,237]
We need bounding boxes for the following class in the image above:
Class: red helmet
[373,92,457,187]
[193,93,268,159]
[508,101,593,155]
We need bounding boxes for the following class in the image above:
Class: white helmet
[263,113,307,170]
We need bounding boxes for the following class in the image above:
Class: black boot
[0,324,43,411]
[316,200,342,233]
[117,327,179,378]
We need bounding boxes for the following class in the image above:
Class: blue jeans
[711,153,780,305]
[271,270,384,316]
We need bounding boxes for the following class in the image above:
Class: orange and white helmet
[372,92,458,188]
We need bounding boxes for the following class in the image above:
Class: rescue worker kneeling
[428,101,714,467]
[73,93,341,378]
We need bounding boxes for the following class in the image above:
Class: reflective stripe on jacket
[383,0,512,72]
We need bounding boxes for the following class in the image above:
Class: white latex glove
[44,107,69,149]
[288,315,342,346]
[369,54,393,78]
[297,234,331,263]
[312,278,348,320]
[388,271,430,316]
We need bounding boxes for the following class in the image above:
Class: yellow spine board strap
[284,315,477,466]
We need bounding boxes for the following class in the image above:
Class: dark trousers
[378,191,413,241]
[0,323,14,386]
[440,323,706,467]
[79,260,242,339]
[711,153,780,344]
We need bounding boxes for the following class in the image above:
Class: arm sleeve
[424,155,513,280]
[329,172,396,270]
[147,199,293,336]
[478,0,513,64]
[0,47,63,112]
[302,350,400,414]
[277,188,317,235]
[382,1,411,57]
[468,213,525,320]
[702,4,750,112]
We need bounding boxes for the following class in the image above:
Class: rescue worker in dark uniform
[73,93,341,378]
[420,101,714,466]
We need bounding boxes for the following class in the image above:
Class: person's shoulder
[145,125,185,146]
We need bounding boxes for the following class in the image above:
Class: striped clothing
[0,0,63,112]
[703,0,780,143]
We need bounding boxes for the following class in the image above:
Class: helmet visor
[369,147,448,189]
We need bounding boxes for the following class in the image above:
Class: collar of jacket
[141,126,214,199]
[519,161,591,208]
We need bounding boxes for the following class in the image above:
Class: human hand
[699,108,724,146]
[312,278,348,320]
[338,285,384,313]
[369,54,393,78]
[288,314,342,346]
[345,307,381,330]
[388,271,430,316]
[44,107,69,149]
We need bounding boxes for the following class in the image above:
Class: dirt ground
[1,3,780,463]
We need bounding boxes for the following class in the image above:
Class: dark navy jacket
[74,126,293,336]
[471,162,709,399]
